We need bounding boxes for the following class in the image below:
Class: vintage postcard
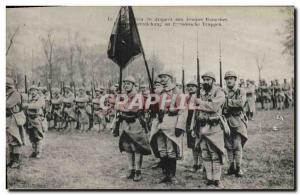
[6,6,295,190]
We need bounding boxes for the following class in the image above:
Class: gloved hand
[175,128,183,137]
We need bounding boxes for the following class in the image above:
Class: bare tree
[41,30,55,85]
[256,53,265,82]
[6,26,20,56]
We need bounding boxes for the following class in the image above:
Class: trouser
[7,133,22,164]
[156,131,177,158]
[200,138,222,181]
[192,149,202,166]
[225,132,243,167]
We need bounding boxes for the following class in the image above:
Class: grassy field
[7,108,295,190]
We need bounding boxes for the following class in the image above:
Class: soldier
[223,71,248,178]
[91,87,107,132]
[25,85,48,159]
[185,80,203,172]
[75,87,91,132]
[116,76,151,182]
[150,78,164,170]
[149,72,187,184]
[270,80,276,109]
[261,80,272,110]
[51,88,63,130]
[193,72,226,188]
[6,77,26,168]
[62,85,76,132]
[244,79,256,120]
[282,78,292,108]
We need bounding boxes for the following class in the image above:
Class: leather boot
[10,154,21,169]
[227,163,235,175]
[126,169,135,179]
[7,153,14,167]
[133,170,142,182]
[235,166,243,177]
[159,158,170,183]
[169,158,179,184]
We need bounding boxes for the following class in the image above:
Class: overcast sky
[6,6,294,83]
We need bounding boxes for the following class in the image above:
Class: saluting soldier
[51,88,63,130]
[116,76,151,182]
[6,77,26,168]
[223,71,248,178]
[193,72,226,188]
[185,80,203,172]
[25,85,48,159]
[75,87,91,132]
[149,72,187,184]
[62,85,76,132]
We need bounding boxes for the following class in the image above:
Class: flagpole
[129,6,153,93]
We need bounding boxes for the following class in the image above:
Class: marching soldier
[6,77,26,168]
[25,85,48,159]
[149,72,187,184]
[116,76,151,182]
[62,85,76,132]
[193,72,226,188]
[186,80,203,172]
[51,88,63,130]
[223,71,248,178]
[244,79,256,120]
[75,87,91,132]
[274,79,284,110]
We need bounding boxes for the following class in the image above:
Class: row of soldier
[6,70,293,188]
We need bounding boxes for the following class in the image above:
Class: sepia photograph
[6,6,295,190]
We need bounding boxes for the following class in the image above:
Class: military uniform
[117,76,151,182]
[6,77,26,168]
[62,86,76,131]
[91,87,107,132]
[223,71,248,177]
[260,80,272,110]
[51,88,63,130]
[194,72,226,188]
[274,80,285,110]
[282,79,292,108]
[25,85,48,159]
[75,87,91,132]
[244,80,256,120]
[185,80,203,172]
[149,72,187,183]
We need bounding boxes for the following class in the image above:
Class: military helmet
[123,76,136,84]
[29,85,40,92]
[157,72,173,79]
[64,85,72,91]
[6,77,15,87]
[224,71,237,79]
[201,72,216,81]
[154,77,161,84]
[186,80,197,87]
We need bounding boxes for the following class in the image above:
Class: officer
[117,76,151,182]
[75,87,90,132]
[194,72,226,188]
[186,80,203,172]
[6,77,26,168]
[25,85,48,159]
[149,72,187,184]
[223,71,248,178]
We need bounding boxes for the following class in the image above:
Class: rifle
[90,81,94,130]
